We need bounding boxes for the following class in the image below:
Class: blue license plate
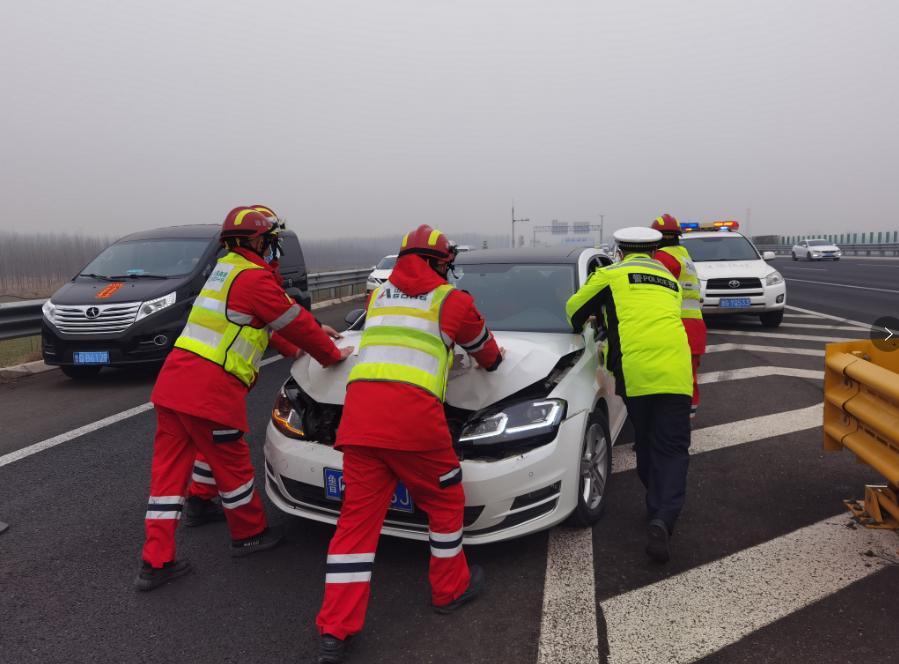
[720,298,751,309]
[323,467,414,513]
[73,351,109,364]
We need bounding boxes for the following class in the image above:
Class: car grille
[48,302,141,334]
[706,278,762,291]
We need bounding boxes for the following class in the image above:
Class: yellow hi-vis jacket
[565,253,692,398]
[174,252,270,387]
[658,244,703,320]
[348,281,455,400]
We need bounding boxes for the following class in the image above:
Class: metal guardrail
[0,268,371,342]
[823,339,899,531]
[755,243,899,257]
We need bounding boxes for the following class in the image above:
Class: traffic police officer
[566,227,692,563]
[651,214,707,418]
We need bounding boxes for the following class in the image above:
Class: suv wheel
[61,365,102,380]
[567,409,612,527]
[760,310,784,327]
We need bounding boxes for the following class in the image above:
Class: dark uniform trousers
[624,394,692,531]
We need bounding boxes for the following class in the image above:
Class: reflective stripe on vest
[174,252,270,387]
[348,281,455,400]
[660,245,703,320]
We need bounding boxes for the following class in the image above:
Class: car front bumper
[700,280,786,315]
[263,410,588,544]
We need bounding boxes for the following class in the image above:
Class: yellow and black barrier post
[823,337,899,531]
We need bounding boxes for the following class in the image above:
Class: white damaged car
[264,247,627,544]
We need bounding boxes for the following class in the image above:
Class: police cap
[613,227,662,252]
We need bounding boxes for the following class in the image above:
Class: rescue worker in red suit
[651,214,707,418]
[182,204,344,527]
[314,225,503,663]
[135,206,353,591]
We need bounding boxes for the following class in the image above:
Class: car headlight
[271,378,342,442]
[835,250,842,256]
[272,381,307,439]
[41,300,57,323]
[135,292,177,321]
[459,399,566,453]
[765,271,784,286]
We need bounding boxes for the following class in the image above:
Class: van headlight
[459,399,566,453]
[41,300,57,323]
[136,292,177,321]
[765,271,784,286]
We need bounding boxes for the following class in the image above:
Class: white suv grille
[49,302,141,334]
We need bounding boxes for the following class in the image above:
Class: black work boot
[318,634,347,664]
[183,496,226,527]
[646,518,671,563]
[230,525,284,558]
[432,564,485,614]
[134,559,192,591]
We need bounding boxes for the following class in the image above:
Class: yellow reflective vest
[174,252,270,387]
[565,253,692,397]
[348,282,455,400]
[659,244,703,320]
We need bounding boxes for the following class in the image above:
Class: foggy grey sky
[3,1,898,240]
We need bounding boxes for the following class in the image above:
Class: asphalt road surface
[2,265,898,664]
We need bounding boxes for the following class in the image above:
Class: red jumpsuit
[315,255,502,640]
[142,248,343,568]
[655,249,707,412]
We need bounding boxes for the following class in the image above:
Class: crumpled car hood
[290,330,584,411]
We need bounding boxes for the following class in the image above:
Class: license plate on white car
[323,467,414,513]
[719,298,751,309]
[73,351,109,364]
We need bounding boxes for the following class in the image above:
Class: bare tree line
[0,230,512,298]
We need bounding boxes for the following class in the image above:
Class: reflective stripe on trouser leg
[187,454,219,500]
[316,446,396,641]
[191,459,217,485]
[142,406,196,568]
[429,528,463,558]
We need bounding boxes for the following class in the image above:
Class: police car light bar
[680,222,700,232]
[712,220,740,229]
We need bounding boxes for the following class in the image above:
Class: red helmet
[651,214,681,234]
[220,206,277,241]
[398,225,457,263]
[249,204,278,219]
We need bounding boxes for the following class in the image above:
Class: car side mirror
[345,309,365,328]
[762,251,776,261]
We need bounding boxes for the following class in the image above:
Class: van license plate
[73,351,109,364]
[720,298,751,308]
[323,467,414,513]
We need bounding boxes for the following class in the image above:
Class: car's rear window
[680,235,760,262]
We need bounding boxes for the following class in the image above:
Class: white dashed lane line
[696,366,823,384]
[707,329,858,343]
[601,515,897,664]
[705,343,823,357]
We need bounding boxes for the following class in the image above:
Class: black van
[42,224,311,379]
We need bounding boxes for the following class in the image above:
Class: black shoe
[134,559,192,591]
[230,525,284,558]
[646,519,670,563]
[432,564,485,614]
[183,496,226,527]
[318,634,347,664]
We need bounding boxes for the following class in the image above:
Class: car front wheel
[791,252,797,261]
[567,409,612,527]
[61,365,102,380]
[760,310,784,327]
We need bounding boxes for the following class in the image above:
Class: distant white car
[680,230,786,327]
[264,247,628,544]
[791,239,841,261]
[365,254,397,293]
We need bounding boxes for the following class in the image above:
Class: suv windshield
[681,235,760,262]
[376,255,397,269]
[452,263,576,332]
[806,239,829,246]
[80,239,210,278]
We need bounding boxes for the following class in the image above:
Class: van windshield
[80,239,210,279]
[680,235,760,262]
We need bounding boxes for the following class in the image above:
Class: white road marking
[0,354,286,468]
[707,329,857,343]
[785,304,871,329]
[777,322,862,331]
[697,366,823,384]
[601,514,897,664]
[537,527,599,664]
[612,404,822,473]
[705,343,824,357]
[782,313,821,319]
[786,277,899,294]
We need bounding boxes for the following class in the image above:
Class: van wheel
[567,409,612,527]
[760,310,784,328]
[61,365,102,380]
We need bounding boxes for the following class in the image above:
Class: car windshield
[680,235,760,262]
[806,239,829,246]
[376,256,397,269]
[451,263,576,332]
[80,239,210,278]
